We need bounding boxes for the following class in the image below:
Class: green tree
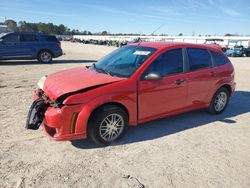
[5,19,17,31]
[101,31,108,35]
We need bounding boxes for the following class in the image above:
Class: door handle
[175,79,185,85]
[209,71,215,76]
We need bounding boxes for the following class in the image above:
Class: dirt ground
[0,42,249,188]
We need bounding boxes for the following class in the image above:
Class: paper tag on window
[133,51,151,55]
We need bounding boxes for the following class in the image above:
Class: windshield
[91,45,157,78]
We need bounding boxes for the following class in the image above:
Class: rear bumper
[53,48,63,58]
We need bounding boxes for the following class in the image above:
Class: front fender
[73,94,137,137]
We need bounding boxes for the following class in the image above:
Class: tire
[38,50,53,63]
[208,87,229,114]
[88,105,128,146]
[246,52,250,57]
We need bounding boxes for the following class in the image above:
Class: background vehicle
[205,38,227,52]
[0,32,63,63]
[26,42,235,146]
[225,40,250,57]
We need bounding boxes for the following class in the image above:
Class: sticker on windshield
[133,51,151,56]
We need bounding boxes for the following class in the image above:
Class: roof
[4,31,53,36]
[130,42,222,52]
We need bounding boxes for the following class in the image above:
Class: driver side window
[146,48,184,77]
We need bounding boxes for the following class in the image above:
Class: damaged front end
[26,98,47,130]
[26,87,88,141]
[26,89,62,130]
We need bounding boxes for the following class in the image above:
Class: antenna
[151,24,165,35]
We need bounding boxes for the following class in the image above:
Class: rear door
[19,34,39,57]
[138,48,188,122]
[185,48,218,106]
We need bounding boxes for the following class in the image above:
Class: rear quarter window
[187,48,212,71]
[41,35,58,42]
[211,51,230,66]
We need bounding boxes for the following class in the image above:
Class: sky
[0,0,250,35]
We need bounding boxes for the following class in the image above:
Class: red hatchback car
[26,42,235,146]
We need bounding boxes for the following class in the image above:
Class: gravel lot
[0,42,249,188]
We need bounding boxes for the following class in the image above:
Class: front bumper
[28,89,88,141]
[42,104,87,141]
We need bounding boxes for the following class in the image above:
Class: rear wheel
[246,51,250,57]
[38,50,53,63]
[208,87,229,114]
[88,105,128,146]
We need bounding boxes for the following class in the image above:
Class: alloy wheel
[99,113,125,142]
[214,91,228,112]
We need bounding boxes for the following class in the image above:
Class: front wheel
[208,88,229,114]
[88,105,128,146]
[38,50,53,63]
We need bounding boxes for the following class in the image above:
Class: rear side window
[211,51,229,66]
[3,34,18,43]
[42,35,58,42]
[146,48,183,77]
[20,34,38,42]
[187,48,212,71]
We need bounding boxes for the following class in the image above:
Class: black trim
[208,50,216,67]
[183,48,189,72]
[208,50,218,67]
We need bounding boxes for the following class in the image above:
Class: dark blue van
[0,32,63,63]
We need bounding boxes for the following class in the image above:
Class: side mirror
[144,72,162,81]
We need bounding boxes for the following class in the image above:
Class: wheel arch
[37,49,55,58]
[220,84,232,96]
[86,102,130,135]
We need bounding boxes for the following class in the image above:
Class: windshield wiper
[93,63,111,76]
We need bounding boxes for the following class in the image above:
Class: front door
[138,48,188,122]
[0,33,21,58]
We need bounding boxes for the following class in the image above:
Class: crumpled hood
[43,67,125,101]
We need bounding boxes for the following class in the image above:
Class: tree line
[2,19,93,35]
[2,19,245,37]
[2,19,142,36]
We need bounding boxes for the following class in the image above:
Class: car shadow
[71,90,250,149]
[0,59,97,65]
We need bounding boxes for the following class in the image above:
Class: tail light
[56,42,61,48]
